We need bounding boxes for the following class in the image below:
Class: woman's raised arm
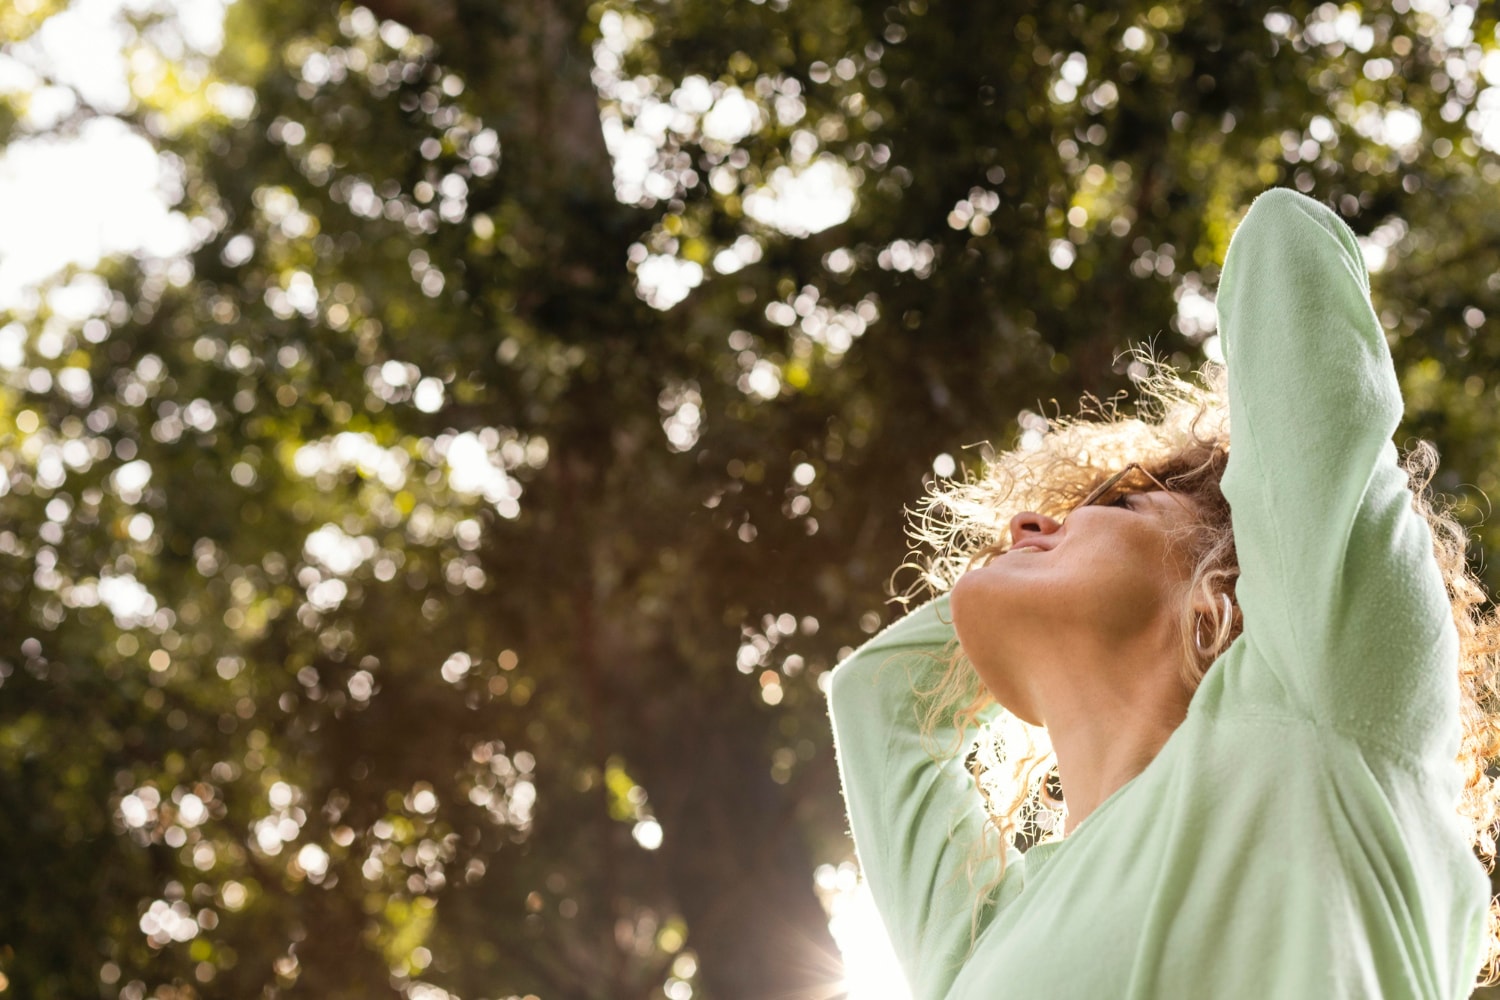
[1216,187,1460,760]
[828,595,1010,1000]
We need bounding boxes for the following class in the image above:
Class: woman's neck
[1052,713,1182,835]
[1039,648,1191,836]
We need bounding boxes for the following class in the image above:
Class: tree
[3,0,1500,996]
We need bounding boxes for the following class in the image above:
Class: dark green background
[4,0,1500,996]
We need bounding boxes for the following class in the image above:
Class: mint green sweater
[828,189,1491,999]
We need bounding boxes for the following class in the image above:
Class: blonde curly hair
[899,346,1500,982]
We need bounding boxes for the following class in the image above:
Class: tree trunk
[639,698,847,1000]
[357,0,847,995]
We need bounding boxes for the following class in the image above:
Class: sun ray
[808,862,913,1000]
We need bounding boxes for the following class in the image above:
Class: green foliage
[3,0,1500,997]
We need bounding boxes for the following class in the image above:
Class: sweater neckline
[1021,709,1196,879]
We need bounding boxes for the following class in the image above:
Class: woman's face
[949,486,1200,725]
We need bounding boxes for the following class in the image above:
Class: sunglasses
[1075,462,1192,512]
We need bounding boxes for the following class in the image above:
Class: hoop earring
[1194,592,1234,657]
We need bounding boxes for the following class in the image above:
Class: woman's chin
[950,570,1044,720]
[951,561,1021,624]
[949,574,1003,667]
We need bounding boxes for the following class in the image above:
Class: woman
[828,188,1500,999]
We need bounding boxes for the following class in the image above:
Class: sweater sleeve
[827,595,1005,1000]
[1215,187,1460,760]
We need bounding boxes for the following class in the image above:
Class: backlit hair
[898,346,1500,982]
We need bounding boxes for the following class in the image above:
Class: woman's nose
[1009,510,1060,543]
